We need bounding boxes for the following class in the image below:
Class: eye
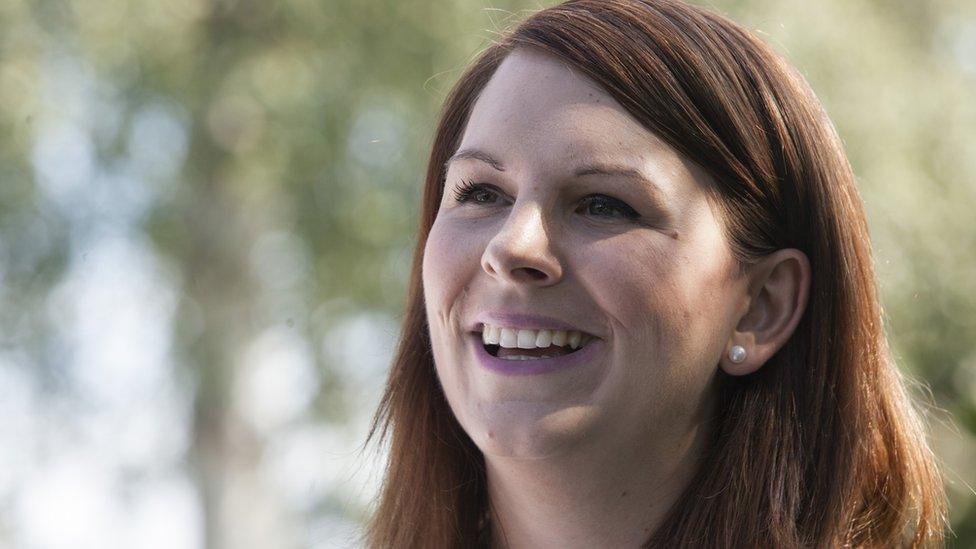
[577,195,641,220]
[451,183,640,221]
[453,180,503,205]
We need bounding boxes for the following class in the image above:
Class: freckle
[621,490,628,497]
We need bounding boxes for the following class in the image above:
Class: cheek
[578,232,732,428]
[424,219,467,296]
[422,217,486,329]
[582,235,683,332]
[422,220,465,391]
[580,230,734,356]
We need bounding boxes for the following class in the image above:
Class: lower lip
[470,333,604,376]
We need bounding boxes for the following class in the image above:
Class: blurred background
[0,0,973,547]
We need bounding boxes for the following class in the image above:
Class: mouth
[475,324,597,361]
[468,324,604,376]
[483,343,586,360]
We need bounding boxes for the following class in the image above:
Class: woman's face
[423,48,750,459]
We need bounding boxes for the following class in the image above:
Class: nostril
[516,267,548,281]
[482,242,562,285]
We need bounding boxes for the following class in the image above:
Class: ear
[721,248,811,376]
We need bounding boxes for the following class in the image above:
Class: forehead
[458,48,688,187]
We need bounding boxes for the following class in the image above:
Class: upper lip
[469,311,599,338]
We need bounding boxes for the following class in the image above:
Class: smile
[480,324,595,360]
[471,328,603,375]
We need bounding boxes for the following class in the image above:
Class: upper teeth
[481,325,589,350]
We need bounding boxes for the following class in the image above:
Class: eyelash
[452,180,641,220]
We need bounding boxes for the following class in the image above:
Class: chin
[462,400,603,460]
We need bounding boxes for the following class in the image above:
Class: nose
[481,202,563,286]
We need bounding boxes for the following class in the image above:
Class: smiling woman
[365,1,947,547]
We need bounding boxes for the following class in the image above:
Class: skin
[422,48,810,548]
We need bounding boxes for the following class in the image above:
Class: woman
[365,0,947,546]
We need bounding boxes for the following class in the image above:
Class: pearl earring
[729,345,747,364]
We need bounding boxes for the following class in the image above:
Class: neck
[484,419,711,549]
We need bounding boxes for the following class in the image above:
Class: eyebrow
[445,148,506,172]
[444,148,669,205]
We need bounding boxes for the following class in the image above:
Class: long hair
[364,1,947,546]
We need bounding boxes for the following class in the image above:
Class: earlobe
[720,248,811,376]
